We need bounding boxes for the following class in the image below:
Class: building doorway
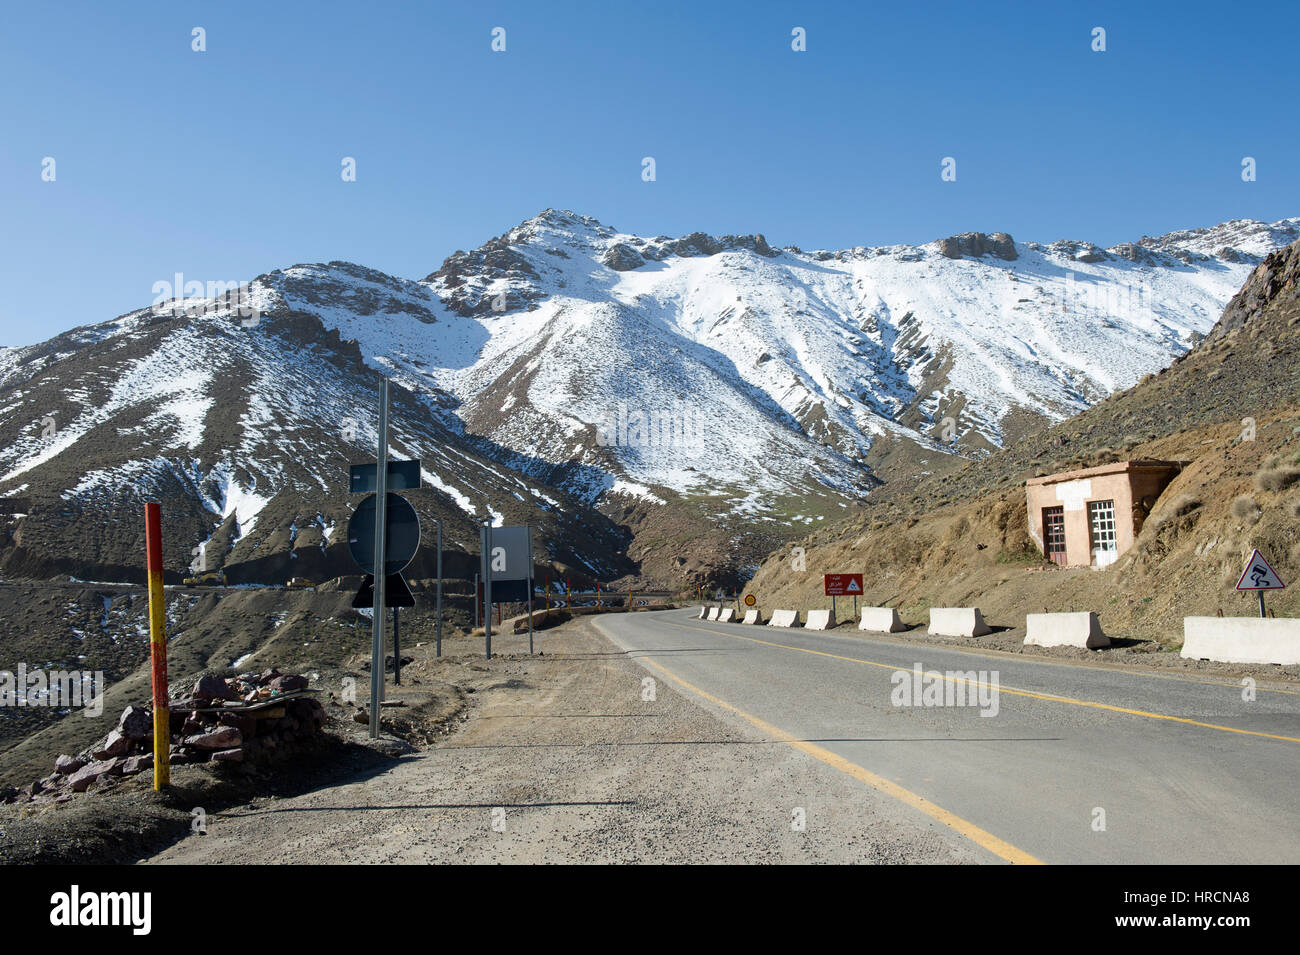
[1043,506,1067,566]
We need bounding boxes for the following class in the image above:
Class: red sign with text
[824,574,863,596]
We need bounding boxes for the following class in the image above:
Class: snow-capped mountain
[0,211,1294,586]
[410,210,1297,500]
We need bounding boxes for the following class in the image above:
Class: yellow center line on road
[668,622,1300,745]
[638,655,1043,865]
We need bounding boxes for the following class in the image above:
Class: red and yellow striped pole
[144,502,170,789]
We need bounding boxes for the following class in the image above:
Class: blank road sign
[347,492,420,575]
[349,460,421,494]
[487,526,532,581]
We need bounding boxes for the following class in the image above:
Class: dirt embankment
[750,409,1300,647]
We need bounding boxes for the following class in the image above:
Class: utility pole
[368,378,389,739]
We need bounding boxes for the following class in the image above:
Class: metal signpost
[1236,549,1285,617]
[345,378,425,738]
[480,522,494,659]
[435,520,443,658]
[370,380,389,738]
[824,573,864,622]
[478,524,535,656]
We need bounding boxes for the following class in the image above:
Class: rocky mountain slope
[0,212,1295,589]
[747,237,1300,641]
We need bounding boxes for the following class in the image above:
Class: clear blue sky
[2,0,1296,346]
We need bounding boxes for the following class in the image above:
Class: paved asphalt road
[595,608,1300,864]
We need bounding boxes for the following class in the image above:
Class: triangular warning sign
[1235,549,1285,591]
[847,579,861,592]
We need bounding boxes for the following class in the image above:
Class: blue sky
[1,0,1296,346]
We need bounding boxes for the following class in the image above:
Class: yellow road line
[830,628,1300,698]
[639,656,1043,865]
[670,623,1300,745]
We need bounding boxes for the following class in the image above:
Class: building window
[1089,500,1117,567]
[1043,506,1067,565]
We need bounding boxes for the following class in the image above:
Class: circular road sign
[744,594,756,607]
[347,492,420,575]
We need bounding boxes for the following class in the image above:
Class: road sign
[347,492,420,575]
[479,578,529,603]
[352,573,415,608]
[349,460,421,494]
[744,594,756,607]
[824,574,863,596]
[1236,550,1285,591]
[486,525,533,581]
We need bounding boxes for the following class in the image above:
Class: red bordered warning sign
[824,574,863,596]
[1235,549,1285,591]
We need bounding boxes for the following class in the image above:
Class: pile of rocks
[1,669,324,805]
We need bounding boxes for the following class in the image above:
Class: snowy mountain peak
[1137,217,1300,261]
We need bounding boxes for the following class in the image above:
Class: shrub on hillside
[1232,495,1262,523]
[1145,494,1201,534]
[1254,466,1300,493]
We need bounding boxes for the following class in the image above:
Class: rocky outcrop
[1107,242,1160,265]
[1207,238,1300,343]
[936,232,1017,261]
[603,243,646,271]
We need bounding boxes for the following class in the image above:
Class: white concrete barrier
[1024,612,1109,649]
[805,609,836,630]
[928,607,992,637]
[1182,617,1300,665]
[697,606,707,619]
[718,608,735,622]
[859,607,905,633]
[706,606,720,620]
[768,609,801,628]
[741,609,763,625]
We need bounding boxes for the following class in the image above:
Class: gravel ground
[146,615,982,864]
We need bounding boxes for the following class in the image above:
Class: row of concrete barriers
[698,604,1106,648]
[698,603,1300,664]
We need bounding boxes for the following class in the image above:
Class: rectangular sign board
[824,573,864,596]
[487,525,533,582]
[479,578,529,604]
[349,460,421,494]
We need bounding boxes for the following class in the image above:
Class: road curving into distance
[595,608,1300,865]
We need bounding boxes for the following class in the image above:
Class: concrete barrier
[1024,612,1109,649]
[706,606,720,621]
[768,609,801,628]
[928,607,992,637]
[718,608,735,622]
[859,607,905,633]
[741,609,763,625]
[805,609,836,630]
[697,606,707,619]
[1182,617,1300,665]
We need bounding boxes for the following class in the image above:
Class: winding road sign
[1236,549,1285,591]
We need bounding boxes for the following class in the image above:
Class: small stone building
[1025,460,1185,568]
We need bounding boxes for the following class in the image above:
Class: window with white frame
[1088,500,1117,564]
